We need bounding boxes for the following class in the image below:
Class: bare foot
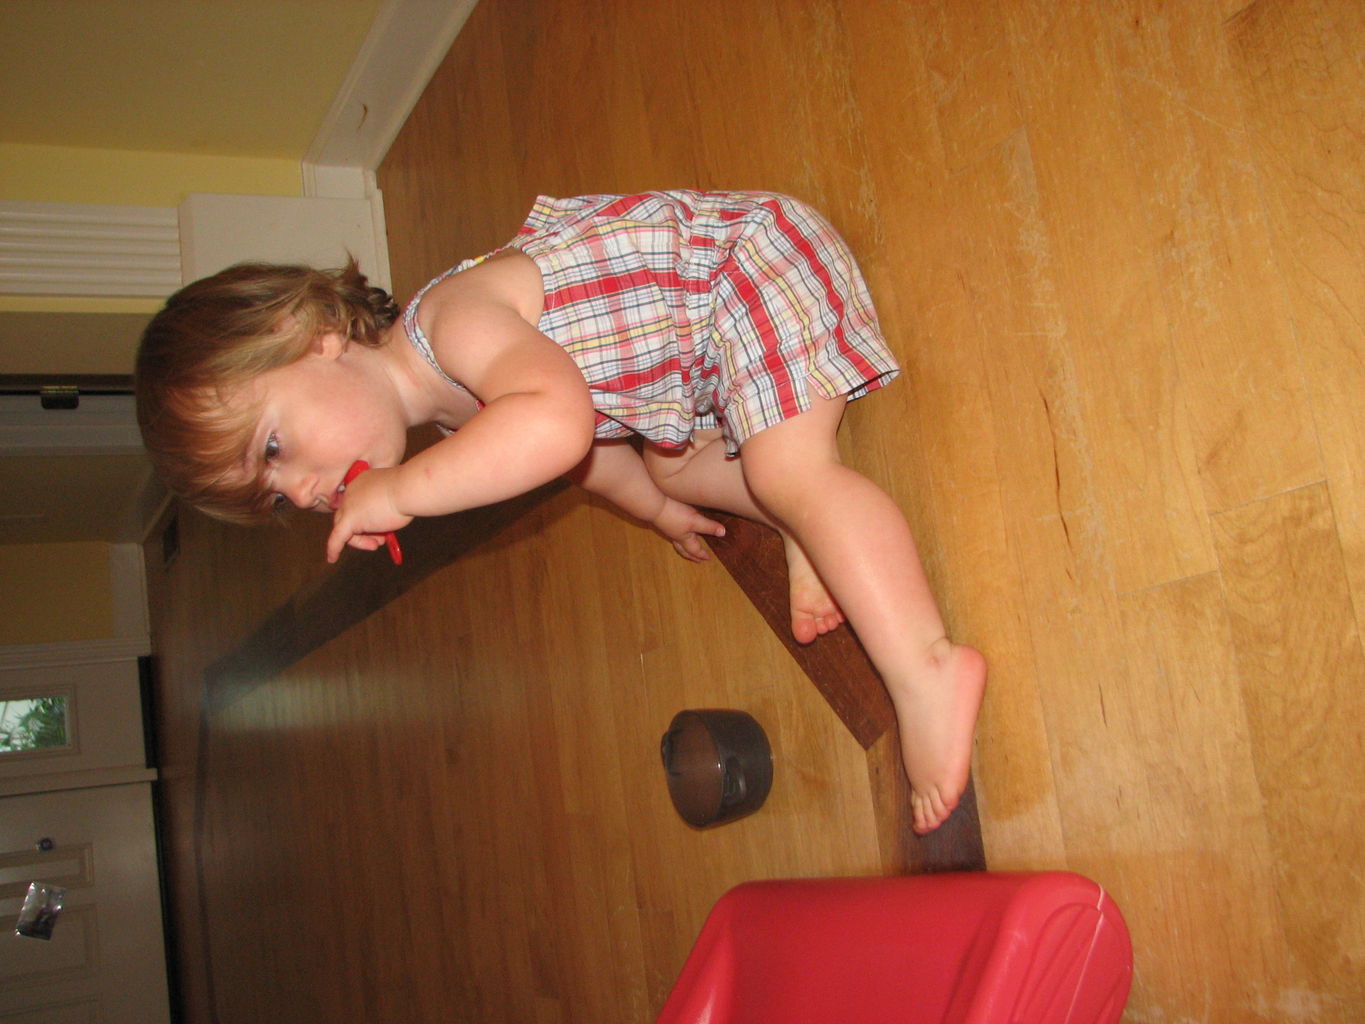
[783,533,845,644]
[887,639,987,834]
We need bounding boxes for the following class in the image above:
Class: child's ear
[312,331,348,359]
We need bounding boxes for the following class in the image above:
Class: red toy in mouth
[339,460,403,565]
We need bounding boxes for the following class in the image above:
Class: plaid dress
[403,191,899,454]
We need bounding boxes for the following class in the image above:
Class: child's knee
[738,451,799,509]
[740,443,844,516]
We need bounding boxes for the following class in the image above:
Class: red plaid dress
[403,191,899,453]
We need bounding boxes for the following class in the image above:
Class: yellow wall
[0,142,304,208]
[0,543,115,646]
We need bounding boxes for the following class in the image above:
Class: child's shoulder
[417,249,544,331]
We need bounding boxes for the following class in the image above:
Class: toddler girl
[136,190,985,834]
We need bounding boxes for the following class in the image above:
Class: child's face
[229,332,409,512]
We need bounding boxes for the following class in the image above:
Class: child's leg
[735,388,986,836]
[643,434,845,642]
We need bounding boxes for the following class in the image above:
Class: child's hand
[326,466,413,563]
[652,498,726,562]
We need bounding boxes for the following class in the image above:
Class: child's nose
[280,472,319,510]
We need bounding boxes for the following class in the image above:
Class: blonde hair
[135,259,399,523]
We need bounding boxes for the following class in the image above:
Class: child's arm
[569,441,726,562]
[327,293,596,561]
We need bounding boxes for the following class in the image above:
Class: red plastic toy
[655,871,1132,1024]
[340,460,403,565]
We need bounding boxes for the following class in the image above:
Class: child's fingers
[683,510,726,540]
[326,528,386,563]
[673,533,713,563]
[326,523,350,563]
[672,540,703,562]
[326,521,378,562]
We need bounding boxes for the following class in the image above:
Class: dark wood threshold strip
[203,495,983,873]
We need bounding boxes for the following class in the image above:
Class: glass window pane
[0,695,70,754]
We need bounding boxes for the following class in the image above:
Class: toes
[910,793,935,835]
[791,609,846,644]
[791,615,819,645]
[937,787,959,819]
[910,785,958,835]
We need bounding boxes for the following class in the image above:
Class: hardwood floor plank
[921,0,1024,174]
[1212,484,1365,1007]
[950,128,1114,868]
[1115,574,1293,1020]
[832,0,1050,870]
[1227,0,1365,645]
[1002,0,1216,593]
[1106,0,1322,511]
[204,486,563,710]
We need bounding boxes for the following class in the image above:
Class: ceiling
[0,0,381,159]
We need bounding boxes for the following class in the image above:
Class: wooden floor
[147,1,1365,1021]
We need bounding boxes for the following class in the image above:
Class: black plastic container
[660,709,773,828]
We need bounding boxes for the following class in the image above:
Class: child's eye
[263,432,281,463]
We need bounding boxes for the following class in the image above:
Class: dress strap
[401,266,471,394]
[401,247,515,405]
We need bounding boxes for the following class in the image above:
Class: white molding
[109,544,151,640]
[0,637,150,672]
[139,490,175,546]
[0,200,181,299]
[304,0,478,177]
[0,766,157,799]
[367,182,393,292]
[300,0,470,288]
[301,163,372,200]
[179,192,391,292]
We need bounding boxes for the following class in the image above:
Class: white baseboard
[301,0,476,288]
[0,636,150,671]
[303,0,479,187]
[302,163,373,200]
[109,543,150,641]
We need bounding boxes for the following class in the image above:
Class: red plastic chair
[656,871,1132,1024]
